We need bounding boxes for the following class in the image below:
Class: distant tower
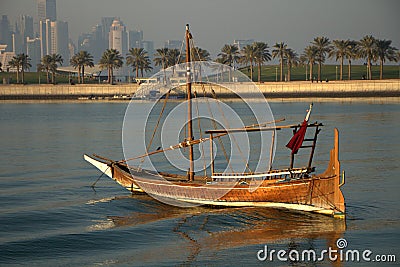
[164,40,182,50]
[128,30,143,49]
[0,15,12,52]
[109,18,127,56]
[50,20,69,61]
[26,37,41,71]
[37,0,57,21]
[109,18,128,79]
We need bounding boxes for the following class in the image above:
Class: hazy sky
[1,0,399,57]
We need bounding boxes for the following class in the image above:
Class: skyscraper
[109,18,127,56]
[50,20,69,61]
[39,19,51,58]
[0,15,12,52]
[109,18,128,79]
[26,37,41,71]
[39,19,69,61]
[128,30,143,49]
[17,15,34,54]
[37,0,57,21]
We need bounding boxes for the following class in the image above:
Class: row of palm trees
[7,53,32,83]
[5,35,399,84]
[216,36,398,82]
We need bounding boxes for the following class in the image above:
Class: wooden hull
[84,129,345,217]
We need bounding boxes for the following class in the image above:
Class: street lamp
[335,66,338,81]
[305,64,308,81]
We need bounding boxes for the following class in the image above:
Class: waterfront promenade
[0,79,399,99]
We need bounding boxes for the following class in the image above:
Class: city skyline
[0,0,399,58]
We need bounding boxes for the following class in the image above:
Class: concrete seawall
[1,80,399,99]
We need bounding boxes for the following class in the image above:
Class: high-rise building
[164,40,182,50]
[26,37,41,71]
[233,39,254,50]
[109,18,127,79]
[128,30,143,49]
[142,40,154,59]
[12,33,24,54]
[37,0,57,21]
[50,20,69,61]
[109,18,127,56]
[39,19,69,61]
[19,15,34,40]
[17,15,34,53]
[0,15,12,52]
[39,19,51,58]
[101,17,114,51]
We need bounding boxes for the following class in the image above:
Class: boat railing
[211,167,309,181]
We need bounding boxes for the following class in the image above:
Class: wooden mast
[186,24,195,181]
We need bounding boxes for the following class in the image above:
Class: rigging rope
[139,89,171,167]
[194,91,208,177]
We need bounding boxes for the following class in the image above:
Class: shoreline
[1,97,399,104]
[0,79,399,100]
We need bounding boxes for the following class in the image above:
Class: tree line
[3,35,399,84]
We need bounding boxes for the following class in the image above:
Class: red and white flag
[286,104,313,154]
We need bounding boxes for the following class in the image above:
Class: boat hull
[84,129,345,217]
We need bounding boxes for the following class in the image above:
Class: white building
[109,18,127,56]
[109,18,127,80]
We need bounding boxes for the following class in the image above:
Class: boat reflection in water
[107,194,346,266]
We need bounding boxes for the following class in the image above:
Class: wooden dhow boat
[84,25,345,218]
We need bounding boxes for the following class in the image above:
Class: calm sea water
[0,99,399,266]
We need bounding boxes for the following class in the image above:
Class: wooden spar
[206,122,323,134]
[210,133,214,175]
[268,130,275,171]
[118,120,313,164]
[186,24,195,181]
[307,124,321,171]
[289,126,297,169]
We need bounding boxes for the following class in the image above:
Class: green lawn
[0,64,399,84]
[240,64,400,82]
[0,72,100,85]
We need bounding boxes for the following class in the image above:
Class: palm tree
[375,39,397,80]
[49,53,63,84]
[71,51,94,84]
[41,55,54,84]
[344,40,358,80]
[253,42,271,83]
[168,48,181,66]
[154,48,170,83]
[139,57,153,77]
[192,47,211,81]
[302,45,318,81]
[126,47,148,78]
[19,53,32,84]
[70,55,81,83]
[285,48,298,82]
[329,40,349,80]
[167,48,181,75]
[192,47,211,61]
[311,37,332,81]
[37,63,44,84]
[99,49,123,84]
[79,51,94,84]
[357,35,376,80]
[240,44,256,81]
[8,57,21,83]
[272,42,287,81]
[218,44,240,82]
[218,44,240,67]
